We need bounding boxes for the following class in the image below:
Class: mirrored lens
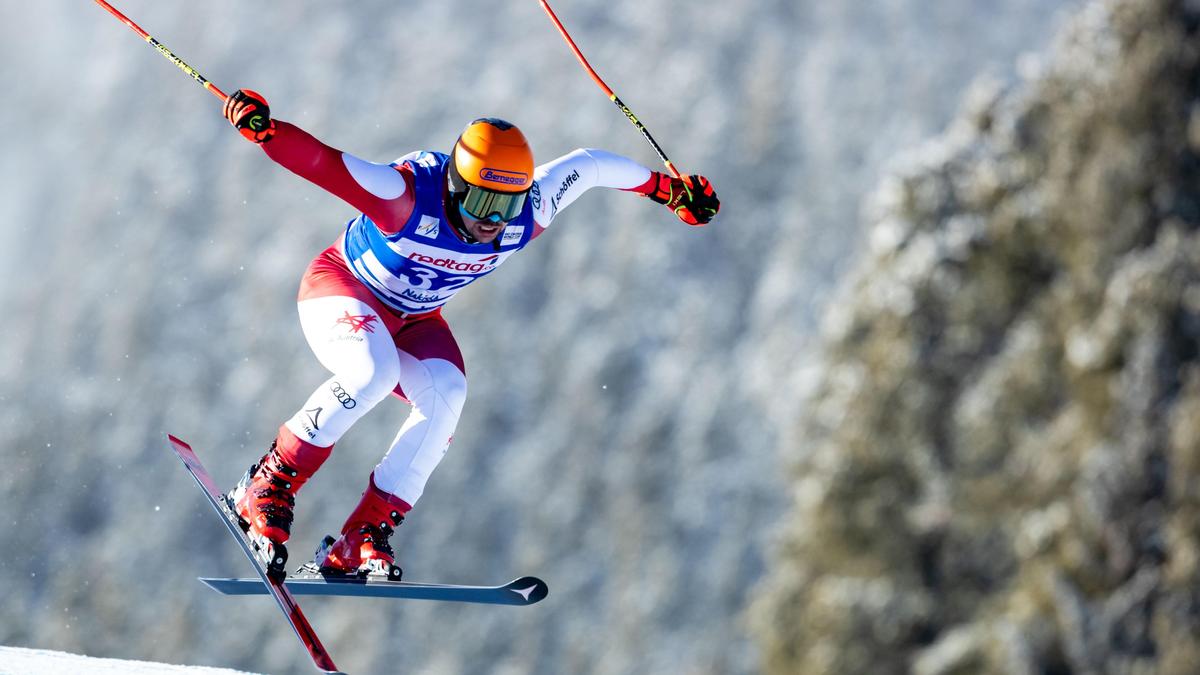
[460,185,526,222]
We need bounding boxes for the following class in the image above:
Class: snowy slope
[0,646,260,675]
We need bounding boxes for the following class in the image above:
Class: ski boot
[228,429,330,581]
[316,473,409,581]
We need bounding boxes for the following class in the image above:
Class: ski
[166,435,341,674]
[198,572,549,605]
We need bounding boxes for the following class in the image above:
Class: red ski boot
[317,474,410,580]
[230,427,331,579]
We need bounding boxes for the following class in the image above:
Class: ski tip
[198,577,267,596]
[504,576,549,605]
[198,577,244,595]
[166,434,190,449]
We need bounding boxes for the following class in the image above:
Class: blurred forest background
[8,0,1197,674]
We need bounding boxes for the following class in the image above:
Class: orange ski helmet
[448,118,534,223]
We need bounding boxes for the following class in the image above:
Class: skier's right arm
[223,89,415,233]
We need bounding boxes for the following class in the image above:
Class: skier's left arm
[530,149,719,238]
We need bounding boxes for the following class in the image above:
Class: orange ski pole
[93,0,228,102]
[538,0,684,180]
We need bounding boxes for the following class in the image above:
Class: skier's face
[458,204,510,243]
[452,180,527,244]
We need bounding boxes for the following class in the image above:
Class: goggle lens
[459,184,526,222]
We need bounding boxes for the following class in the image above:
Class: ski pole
[538,0,684,180]
[93,0,228,102]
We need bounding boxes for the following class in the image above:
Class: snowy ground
[0,646,261,675]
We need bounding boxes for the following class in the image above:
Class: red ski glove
[645,173,720,225]
[223,89,276,144]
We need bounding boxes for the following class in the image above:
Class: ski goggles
[457,184,527,223]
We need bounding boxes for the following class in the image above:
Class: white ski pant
[282,296,466,506]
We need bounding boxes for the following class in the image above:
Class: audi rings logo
[330,382,357,409]
[530,181,542,210]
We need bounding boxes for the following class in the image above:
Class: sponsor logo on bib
[416,215,440,238]
[501,226,525,246]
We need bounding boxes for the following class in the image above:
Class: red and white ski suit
[262,121,655,507]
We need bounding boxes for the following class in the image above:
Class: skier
[221,89,720,579]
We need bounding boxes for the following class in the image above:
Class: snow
[0,646,262,675]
